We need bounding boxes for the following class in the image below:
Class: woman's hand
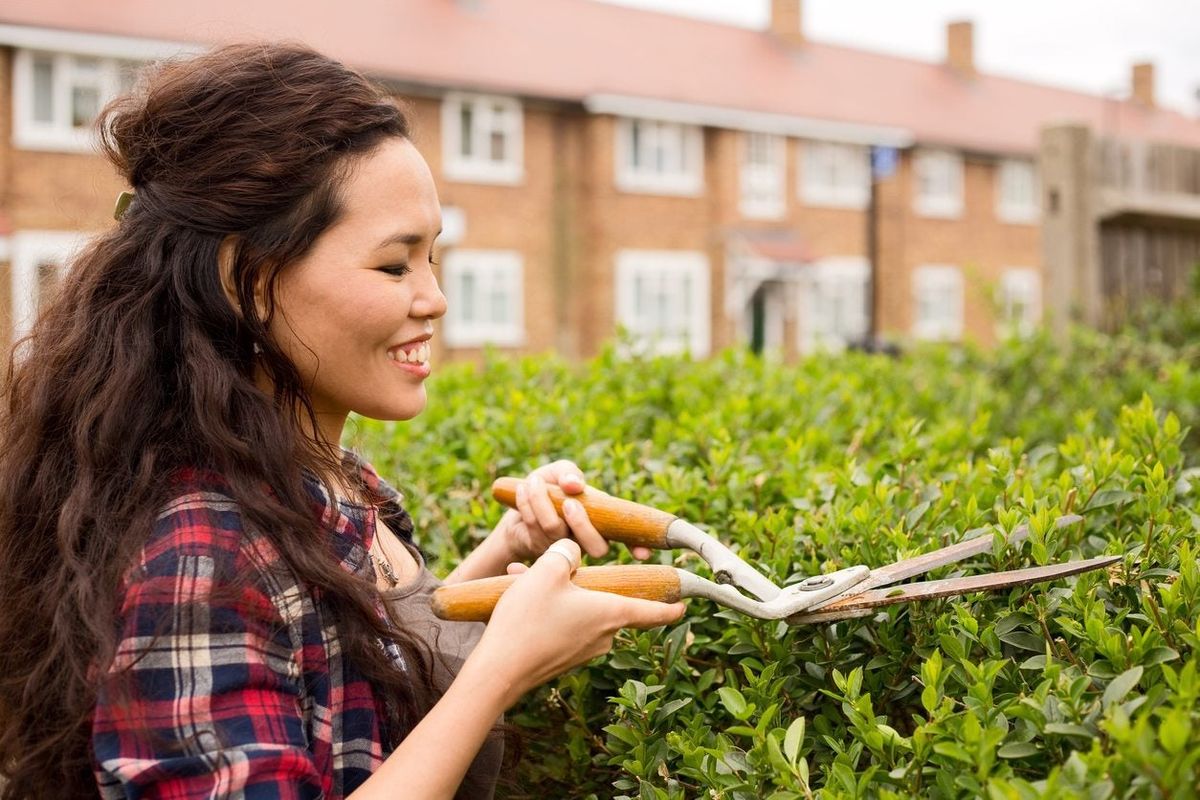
[499,460,604,559]
[444,460,653,585]
[463,540,685,708]
[497,460,654,562]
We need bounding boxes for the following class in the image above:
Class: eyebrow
[375,228,444,250]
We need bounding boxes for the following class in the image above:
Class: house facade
[2,0,1199,365]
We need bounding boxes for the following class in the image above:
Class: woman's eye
[380,264,411,277]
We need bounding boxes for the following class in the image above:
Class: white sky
[599,0,1200,115]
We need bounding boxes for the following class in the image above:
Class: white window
[740,132,785,219]
[996,159,1039,223]
[615,250,710,356]
[13,50,137,152]
[997,268,1041,338]
[798,258,870,352]
[800,141,870,209]
[441,250,524,347]
[9,231,86,342]
[615,118,704,196]
[441,93,523,184]
[913,149,964,218]
[912,265,964,341]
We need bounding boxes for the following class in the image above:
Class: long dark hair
[0,43,434,797]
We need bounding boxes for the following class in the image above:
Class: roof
[3,0,1199,153]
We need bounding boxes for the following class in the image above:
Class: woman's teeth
[390,342,430,364]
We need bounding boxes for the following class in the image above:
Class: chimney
[1132,62,1156,108]
[769,0,805,48]
[946,20,976,80]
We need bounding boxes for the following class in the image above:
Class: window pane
[117,60,140,93]
[488,276,508,325]
[489,129,506,162]
[459,271,476,322]
[33,55,55,123]
[459,104,474,158]
[71,85,100,128]
[36,261,60,309]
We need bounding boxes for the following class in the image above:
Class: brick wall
[0,47,1047,370]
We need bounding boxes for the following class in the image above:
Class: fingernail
[516,483,526,502]
[529,474,542,488]
[563,498,581,514]
[566,473,584,486]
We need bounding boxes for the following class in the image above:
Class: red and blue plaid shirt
[92,456,411,799]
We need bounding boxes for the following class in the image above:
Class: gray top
[383,543,504,800]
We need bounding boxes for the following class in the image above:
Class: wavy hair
[0,43,437,797]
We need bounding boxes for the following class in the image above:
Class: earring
[252,341,263,354]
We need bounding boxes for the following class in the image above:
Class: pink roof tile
[4,0,1199,153]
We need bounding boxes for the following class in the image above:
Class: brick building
[2,0,1200,365]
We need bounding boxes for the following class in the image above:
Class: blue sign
[871,145,899,180]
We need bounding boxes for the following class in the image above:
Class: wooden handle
[492,477,675,549]
[431,565,683,622]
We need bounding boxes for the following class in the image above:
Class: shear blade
[786,554,1122,624]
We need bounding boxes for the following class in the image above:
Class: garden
[357,307,1200,798]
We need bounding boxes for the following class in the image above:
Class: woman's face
[267,137,447,439]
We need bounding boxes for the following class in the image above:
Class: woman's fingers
[562,498,609,559]
[526,539,581,581]
[525,474,567,541]
[532,460,586,495]
[631,546,653,561]
[617,598,687,629]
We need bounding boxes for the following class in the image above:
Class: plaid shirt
[92,456,411,799]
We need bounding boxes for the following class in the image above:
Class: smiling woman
[0,43,682,800]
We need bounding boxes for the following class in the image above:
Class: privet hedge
[355,326,1200,799]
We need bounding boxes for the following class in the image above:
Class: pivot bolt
[797,575,834,591]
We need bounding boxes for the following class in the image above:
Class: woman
[0,43,683,799]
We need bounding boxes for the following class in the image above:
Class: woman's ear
[217,236,244,319]
[217,236,268,321]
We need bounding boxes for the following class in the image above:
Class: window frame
[798,257,871,352]
[739,132,786,219]
[614,250,710,356]
[995,158,1040,224]
[799,140,870,209]
[913,148,965,219]
[441,92,524,185]
[614,118,704,196]
[441,249,526,348]
[9,230,84,342]
[912,264,965,341]
[996,267,1041,338]
[13,49,135,152]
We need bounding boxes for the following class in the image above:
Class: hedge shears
[431,478,1121,624]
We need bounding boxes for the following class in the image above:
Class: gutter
[585,93,914,148]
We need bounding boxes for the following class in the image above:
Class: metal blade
[813,514,1082,602]
[786,553,1120,624]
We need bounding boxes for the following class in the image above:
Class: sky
[599,0,1200,116]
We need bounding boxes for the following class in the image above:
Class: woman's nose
[414,268,448,320]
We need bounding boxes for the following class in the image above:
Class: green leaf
[997,742,1040,759]
[1085,490,1135,510]
[784,716,805,765]
[1044,723,1095,739]
[717,687,749,719]
[905,501,931,529]
[933,742,974,763]
[1101,666,1143,708]
[1142,647,1179,666]
[603,724,642,748]
[998,630,1045,652]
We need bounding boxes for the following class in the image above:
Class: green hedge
[355,327,1200,799]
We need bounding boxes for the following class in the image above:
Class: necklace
[369,539,400,588]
